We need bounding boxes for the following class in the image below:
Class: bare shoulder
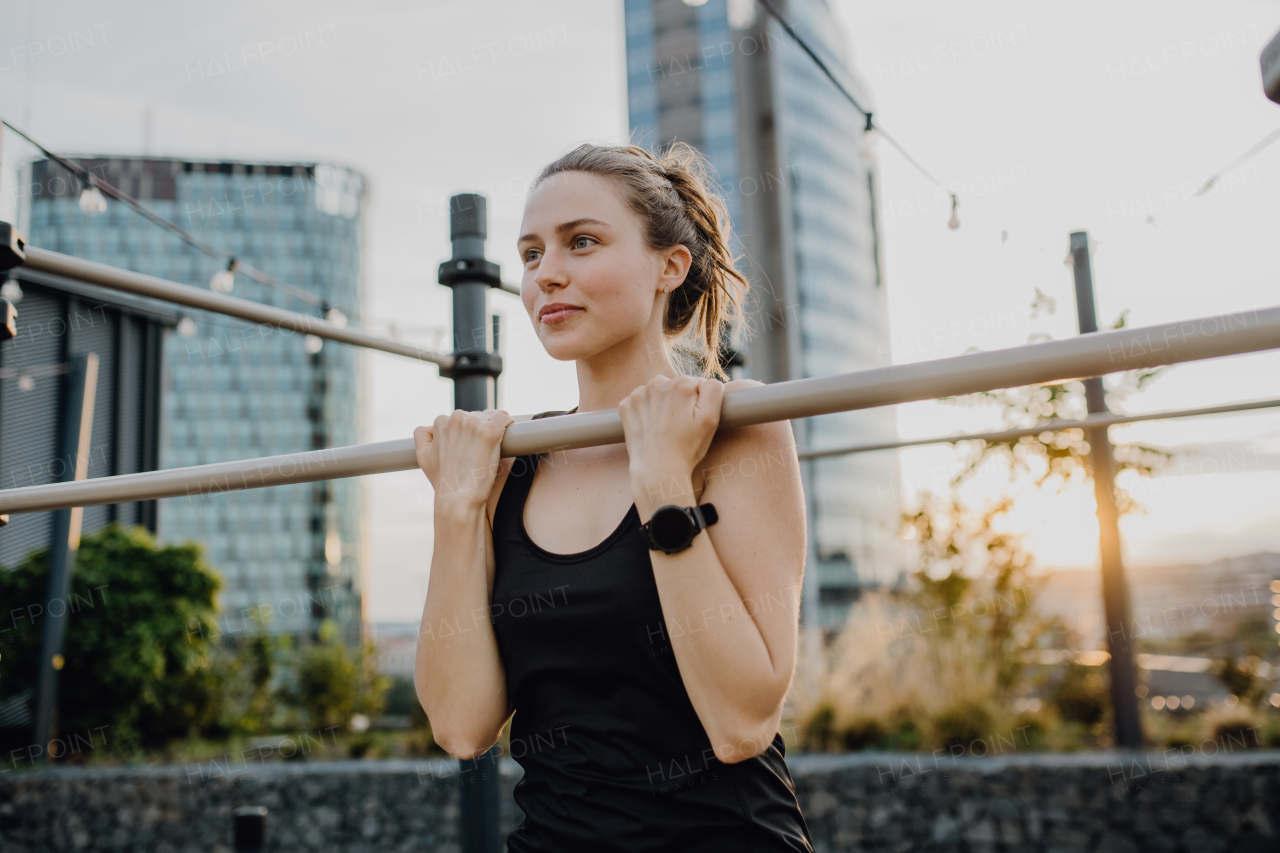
[486,412,536,527]
[699,376,806,606]
[706,378,795,464]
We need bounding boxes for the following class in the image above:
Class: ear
[657,244,693,293]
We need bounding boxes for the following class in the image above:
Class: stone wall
[2,751,1277,852]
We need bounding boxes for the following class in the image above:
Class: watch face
[649,505,693,549]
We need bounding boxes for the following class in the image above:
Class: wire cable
[754,0,958,214]
[1196,125,1280,195]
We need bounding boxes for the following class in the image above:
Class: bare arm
[415,497,510,758]
[413,410,527,759]
[623,377,806,764]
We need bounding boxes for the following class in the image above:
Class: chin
[537,331,592,362]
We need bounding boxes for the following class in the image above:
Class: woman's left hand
[618,374,724,511]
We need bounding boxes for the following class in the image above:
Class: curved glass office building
[625,0,902,631]
[19,157,366,642]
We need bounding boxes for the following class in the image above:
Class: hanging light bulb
[947,193,960,230]
[305,334,324,354]
[79,184,107,217]
[0,278,22,302]
[176,316,198,337]
[325,306,348,328]
[210,258,238,293]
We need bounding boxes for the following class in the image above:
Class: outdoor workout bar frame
[19,246,460,368]
[0,283,1277,513]
[796,396,1280,459]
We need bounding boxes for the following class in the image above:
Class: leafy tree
[902,494,1050,697]
[208,611,285,736]
[281,619,389,732]
[0,524,222,751]
[1053,663,1109,728]
[939,308,1170,513]
[1212,656,1269,708]
[895,297,1168,732]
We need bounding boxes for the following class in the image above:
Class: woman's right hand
[413,409,514,514]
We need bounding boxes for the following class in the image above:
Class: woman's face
[517,170,687,363]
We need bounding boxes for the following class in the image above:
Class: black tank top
[490,409,815,853]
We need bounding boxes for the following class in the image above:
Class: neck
[573,334,682,413]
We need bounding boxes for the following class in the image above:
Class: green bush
[1053,664,1108,728]
[1010,712,1049,749]
[801,701,837,752]
[0,524,223,751]
[209,622,286,737]
[839,717,887,751]
[347,731,390,759]
[838,707,923,752]
[1211,713,1263,750]
[931,700,994,752]
[1213,657,1268,708]
[383,676,417,716]
[282,619,390,733]
[1262,715,1280,748]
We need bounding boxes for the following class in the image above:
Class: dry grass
[789,594,1016,753]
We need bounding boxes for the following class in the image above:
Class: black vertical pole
[491,313,501,410]
[233,805,268,851]
[438,194,504,853]
[32,351,99,762]
[1069,231,1143,749]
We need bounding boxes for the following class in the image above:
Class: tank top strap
[493,407,578,532]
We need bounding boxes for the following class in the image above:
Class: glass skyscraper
[625,0,902,631]
[20,157,366,642]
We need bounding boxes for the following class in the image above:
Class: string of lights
[1196,125,1280,195]
[753,0,960,229]
[172,308,450,359]
[1,117,358,322]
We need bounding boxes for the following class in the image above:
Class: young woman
[413,142,814,851]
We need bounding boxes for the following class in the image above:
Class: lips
[539,303,584,325]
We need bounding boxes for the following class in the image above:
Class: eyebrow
[518,217,611,245]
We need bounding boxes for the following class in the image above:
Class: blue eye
[573,236,595,249]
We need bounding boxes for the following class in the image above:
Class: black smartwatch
[641,503,718,554]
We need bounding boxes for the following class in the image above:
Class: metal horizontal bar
[796,397,1280,459]
[21,247,455,368]
[1,303,1277,514]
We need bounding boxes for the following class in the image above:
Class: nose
[533,245,567,292]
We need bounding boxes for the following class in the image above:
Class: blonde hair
[529,142,749,380]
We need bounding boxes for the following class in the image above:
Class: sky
[1,0,1278,622]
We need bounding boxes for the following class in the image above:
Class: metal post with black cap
[233,805,268,852]
[437,193,505,853]
[438,193,504,411]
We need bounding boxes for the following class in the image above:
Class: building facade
[625,0,902,631]
[0,269,172,568]
[19,157,367,642]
